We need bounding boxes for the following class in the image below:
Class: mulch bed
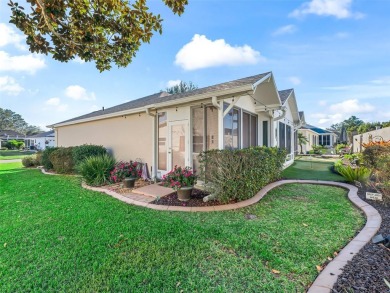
[101,179,152,194]
[333,186,390,293]
[150,188,237,207]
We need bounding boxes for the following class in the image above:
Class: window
[192,106,219,171]
[223,104,240,149]
[242,112,257,148]
[286,125,291,153]
[158,112,167,170]
[279,122,286,149]
[262,121,268,147]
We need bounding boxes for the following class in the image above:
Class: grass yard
[0,150,36,160]
[282,157,344,181]
[0,163,363,292]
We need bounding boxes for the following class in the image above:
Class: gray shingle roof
[278,89,293,104]
[28,130,55,138]
[299,111,304,120]
[52,72,271,126]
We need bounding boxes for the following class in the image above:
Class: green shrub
[198,147,286,203]
[49,147,74,174]
[22,156,37,167]
[5,139,24,150]
[41,147,59,170]
[78,154,116,186]
[72,144,107,166]
[336,165,372,184]
[35,151,43,166]
[363,145,390,169]
[335,143,348,154]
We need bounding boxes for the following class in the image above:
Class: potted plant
[161,166,197,201]
[110,161,141,188]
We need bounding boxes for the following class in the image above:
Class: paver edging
[80,178,381,292]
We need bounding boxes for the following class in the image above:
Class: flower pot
[124,177,136,188]
[177,186,193,202]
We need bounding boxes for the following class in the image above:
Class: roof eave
[48,84,254,128]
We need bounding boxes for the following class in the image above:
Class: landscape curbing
[40,168,381,292]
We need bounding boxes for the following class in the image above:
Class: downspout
[146,108,157,180]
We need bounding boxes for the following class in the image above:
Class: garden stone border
[40,169,381,292]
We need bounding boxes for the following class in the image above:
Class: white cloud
[329,99,374,114]
[46,97,61,106]
[45,97,68,112]
[288,76,301,85]
[0,23,25,50]
[0,51,46,74]
[273,25,297,36]
[65,85,96,101]
[0,76,24,95]
[311,99,375,125]
[290,0,363,19]
[318,100,327,106]
[72,56,85,64]
[371,76,390,85]
[166,80,181,88]
[175,34,263,70]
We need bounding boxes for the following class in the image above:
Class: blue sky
[1,0,389,130]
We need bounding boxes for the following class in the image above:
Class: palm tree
[165,81,198,94]
[298,133,309,154]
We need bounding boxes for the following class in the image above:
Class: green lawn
[282,158,344,181]
[0,150,36,160]
[0,163,363,292]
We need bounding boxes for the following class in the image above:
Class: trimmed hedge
[49,147,74,174]
[198,147,286,203]
[42,147,59,170]
[72,144,107,166]
[41,145,108,173]
[22,156,38,167]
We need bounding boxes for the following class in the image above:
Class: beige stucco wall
[352,126,390,153]
[56,113,154,165]
[298,129,319,154]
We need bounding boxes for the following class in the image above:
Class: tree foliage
[298,132,308,154]
[0,108,42,135]
[165,81,198,94]
[8,0,188,72]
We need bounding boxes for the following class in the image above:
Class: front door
[168,120,189,171]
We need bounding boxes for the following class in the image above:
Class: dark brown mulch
[333,186,390,293]
[150,188,237,207]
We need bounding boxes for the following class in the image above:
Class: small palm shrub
[336,165,372,184]
[78,154,116,186]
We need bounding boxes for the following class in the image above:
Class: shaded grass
[0,150,35,160]
[283,159,345,181]
[0,164,363,292]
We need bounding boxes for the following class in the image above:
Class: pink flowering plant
[161,166,197,190]
[110,161,141,183]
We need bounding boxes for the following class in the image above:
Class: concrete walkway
[0,159,22,163]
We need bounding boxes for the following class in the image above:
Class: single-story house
[298,123,338,153]
[26,130,56,150]
[49,72,303,179]
[352,126,390,153]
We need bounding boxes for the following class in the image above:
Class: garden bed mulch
[333,186,390,293]
[150,189,238,207]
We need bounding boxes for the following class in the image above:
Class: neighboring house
[49,72,303,179]
[0,130,26,147]
[353,126,390,153]
[298,124,338,153]
[27,130,56,150]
